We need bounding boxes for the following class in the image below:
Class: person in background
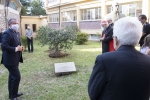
[100,20,114,53]
[1,18,24,100]
[25,25,34,53]
[106,17,114,28]
[88,17,150,100]
[140,34,150,55]
[138,14,150,47]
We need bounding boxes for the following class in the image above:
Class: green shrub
[21,36,27,51]
[76,32,89,45]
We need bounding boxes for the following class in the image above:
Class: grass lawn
[0,40,141,100]
[0,40,102,100]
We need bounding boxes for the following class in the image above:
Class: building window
[32,24,36,32]
[121,4,136,17]
[81,8,101,20]
[107,5,122,14]
[129,4,136,17]
[107,6,111,13]
[62,10,77,22]
[108,3,138,17]
[9,2,18,10]
[49,13,59,22]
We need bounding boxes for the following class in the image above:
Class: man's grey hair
[8,18,17,25]
[113,17,142,46]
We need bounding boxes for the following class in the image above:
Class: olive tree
[36,25,78,57]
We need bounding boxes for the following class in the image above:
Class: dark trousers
[5,65,21,99]
[27,37,33,52]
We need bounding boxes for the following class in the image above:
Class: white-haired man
[88,17,150,100]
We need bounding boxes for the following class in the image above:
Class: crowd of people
[99,14,150,55]
[88,15,150,100]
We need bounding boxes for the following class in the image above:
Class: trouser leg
[31,37,33,52]
[27,38,31,52]
[5,66,21,99]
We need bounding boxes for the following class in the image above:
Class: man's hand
[28,37,31,39]
[17,45,24,51]
[142,33,146,36]
[100,37,104,41]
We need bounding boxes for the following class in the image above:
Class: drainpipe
[4,0,10,29]
[59,5,60,29]
[59,0,61,29]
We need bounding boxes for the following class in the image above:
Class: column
[76,5,80,28]
[58,0,62,29]
[101,0,107,19]
[142,0,150,21]
[45,0,48,7]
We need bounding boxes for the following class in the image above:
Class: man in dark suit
[138,14,150,47]
[100,20,114,53]
[1,18,24,100]
[0,28,4,48]
[88,17,150,100]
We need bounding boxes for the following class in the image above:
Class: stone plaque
[55,62,76,73]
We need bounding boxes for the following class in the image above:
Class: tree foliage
[20,0,46,15]
[20,6,27,15]
[20,0,30,7]
[20,0,30,15]
[21,36,27,51]
[30,0,46,15]
[36,25,78,57]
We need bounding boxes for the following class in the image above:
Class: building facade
[21,15,47,37]
[45,0,150,40]
[0,0,21,31]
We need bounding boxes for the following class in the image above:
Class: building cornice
[21,15,47,19]
[46,0,94,9]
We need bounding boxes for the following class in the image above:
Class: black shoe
[9,92,23,99]
[17,92,23,97]
[11,97,20,100]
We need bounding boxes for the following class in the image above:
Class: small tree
[36,25,77,57]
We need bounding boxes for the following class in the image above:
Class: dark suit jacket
[139,22,150,46]
[88,45,150,100]
[1,28,23,67]
[102,25,113,53]
[0,32,2,43]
